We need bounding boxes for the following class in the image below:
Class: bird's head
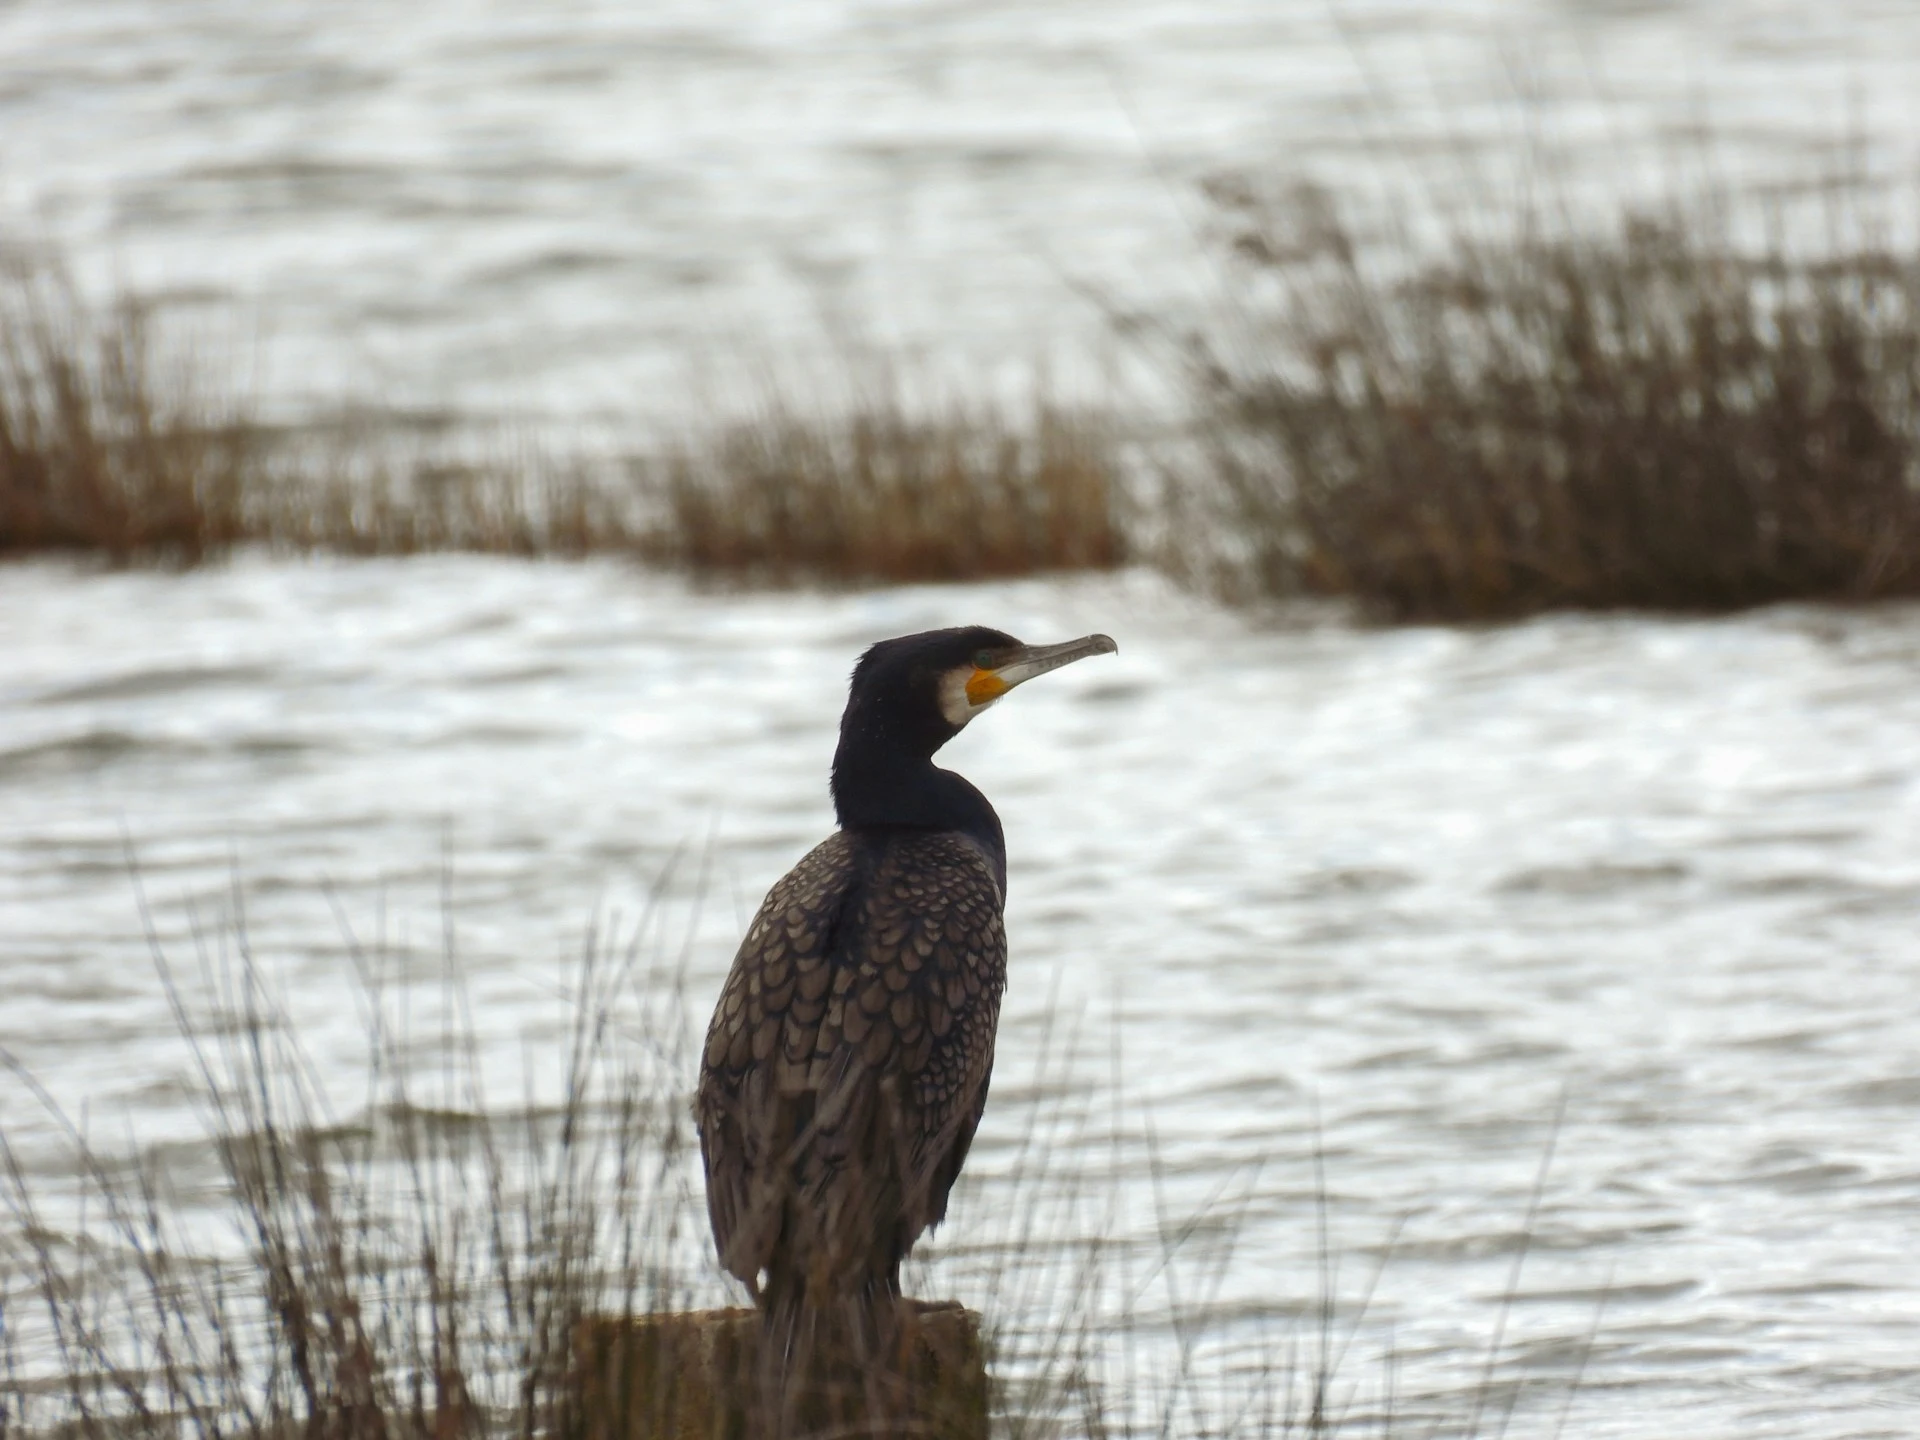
[839,625,1119,760]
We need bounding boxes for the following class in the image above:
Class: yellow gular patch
[965,667,1009,706]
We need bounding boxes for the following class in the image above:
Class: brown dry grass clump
[645,395,1125,584]
[0,252,1124,584]
[0,899,699,1440]
[0,880,1542,1440]
[0,261,257,563]
[256,447,637,559]
[0,250,629,565]
[1193,180,1920,620]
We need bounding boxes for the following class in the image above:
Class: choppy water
[8,2,1920,1434]
[6,557,1920,1435]
[6,1,1920,439]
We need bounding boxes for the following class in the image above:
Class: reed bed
[0,252,629,565]
[251,446,638,560]
[0,250,1122,582]
[0,877,1550,1440]
[642,394,1124,584]
[0,898,700,1440]
[0,260,256,564]
[23,160,1920,620]
[1189,178,1920,619]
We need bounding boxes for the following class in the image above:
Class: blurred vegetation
[0,260,255,563]
[0,248,1122,583]
[10,160,1920,620]
[645,391,1123,584]
[1186,175,1920,619]
[0,252,632,564]
[0,912,697,1440]
[0,894,1545,1440]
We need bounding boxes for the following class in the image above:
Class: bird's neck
[830,746,1007,888]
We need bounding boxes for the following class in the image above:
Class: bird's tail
[754,1278,907,1439]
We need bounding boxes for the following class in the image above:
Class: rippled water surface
[6,558,1920,1435]
[6,1,1920,435]
[9,2,1920,1433]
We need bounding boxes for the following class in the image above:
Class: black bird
[695,626,1117,1320]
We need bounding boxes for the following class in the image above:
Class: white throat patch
[938,666,997,727]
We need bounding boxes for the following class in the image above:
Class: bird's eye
[972,649,996,670]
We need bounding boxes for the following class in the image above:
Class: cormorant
[695,626,1117,1321]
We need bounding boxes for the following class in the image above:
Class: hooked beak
[965,633,1118,707]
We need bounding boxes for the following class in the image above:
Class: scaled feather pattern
[696,828,1006,1305]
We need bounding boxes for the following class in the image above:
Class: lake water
[5,1,1920,440]
[7,2,1920,1434]
[7,557,1920,1436]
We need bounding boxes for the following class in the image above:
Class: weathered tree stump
[574,1299,987,1440]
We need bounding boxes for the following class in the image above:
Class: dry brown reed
[0,885,700,1440]
[0,259,257,563]
[19,161,1920,617]
[0,251,1123,583]
[642,392,1125,584]
[1188,177,1920,620]
[0,249,629,566]
[0,873,1542,1440]
[252,445,637,559]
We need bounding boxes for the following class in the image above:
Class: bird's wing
[824,830,1007,1249]
[694,828,1007,1296]
[695,831,860,1290]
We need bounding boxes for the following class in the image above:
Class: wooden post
[574,1299,988,1440]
